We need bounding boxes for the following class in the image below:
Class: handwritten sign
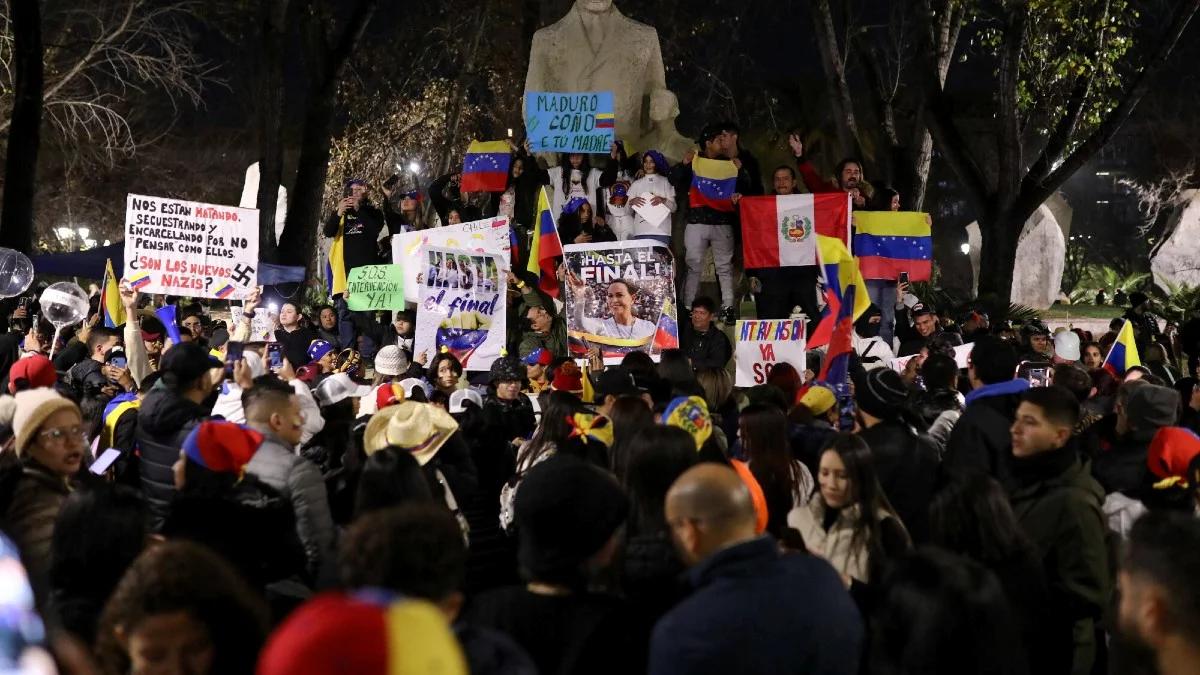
[393,216,510,303]
[414,247,507,371]
[734,319,808,387]
[124,193,259,300]
[346,265,405,311]
[524,91,615,153]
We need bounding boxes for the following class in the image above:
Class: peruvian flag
[740,193,851,268]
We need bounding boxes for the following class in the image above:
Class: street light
[960,243,970,255]
[55,227,72,239]
[408,161,421,174]
[78,227,90,240]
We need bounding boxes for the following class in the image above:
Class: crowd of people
[2,121,1200,675]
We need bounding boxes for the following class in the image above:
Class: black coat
[681,324,732,371]
[274,326,318,371]
[944,382,1028,489]
[1091,429,1154,495]
[648,536,862,675]
[135,386,207,531]
[857,420,940,543]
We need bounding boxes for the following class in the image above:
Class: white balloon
[39,282,90,329]
[0,248,34,298]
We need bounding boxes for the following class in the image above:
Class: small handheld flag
[461,140,512,193]
[689,156,739,212]
[101,259,126,328]
[1102,319,1141,377]
[652,296,680,353]
[526,187,563,298]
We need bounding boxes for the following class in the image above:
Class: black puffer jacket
[135,386,207,530]
[944,380,1030,489]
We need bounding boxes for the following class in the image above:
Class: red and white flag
[740,193,851,268]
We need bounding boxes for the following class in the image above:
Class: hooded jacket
[135,385,207,530]
[944,378,1030,488]
[244,429,336,579]
[1009,449,1110,675]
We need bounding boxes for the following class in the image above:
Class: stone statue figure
[525,0,693,162]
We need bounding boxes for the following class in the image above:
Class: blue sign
[524,91,615,153]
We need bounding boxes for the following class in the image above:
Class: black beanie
[514,455,628,586]
[854,368,909,419]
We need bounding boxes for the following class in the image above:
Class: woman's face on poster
[607,281,634,318]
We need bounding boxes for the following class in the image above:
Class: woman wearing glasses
[2,388,87,602]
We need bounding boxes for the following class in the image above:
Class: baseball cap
[315,372,373,407]
[159,342,222,384]
[8,355,57,394]
[799,384,837,416]
[910,303,935,317]
[449,389,483,413]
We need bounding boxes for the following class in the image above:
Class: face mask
[855,315,881,339]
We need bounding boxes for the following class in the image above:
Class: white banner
[393,216,510,303]
[888,342,973,373]
[124,194,259,300]
[414,246,507,372]
[734,318,808,387]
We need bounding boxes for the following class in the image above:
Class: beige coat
[787,499,894,584]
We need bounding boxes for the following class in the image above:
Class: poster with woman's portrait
[415,246,507,371]
[562,241,678,363]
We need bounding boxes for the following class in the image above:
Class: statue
[525,0,693,162]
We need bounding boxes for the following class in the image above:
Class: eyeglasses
[38,426,88,444]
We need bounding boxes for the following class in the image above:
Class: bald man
[650,464,863,675]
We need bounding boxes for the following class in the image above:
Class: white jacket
[546,166,603,217]
[627,174,676,238]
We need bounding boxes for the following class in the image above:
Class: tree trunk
[438,4,489,176]
[809,0,862,159]
[975,214,1023,314]
[1,0,44,254]
[278,0,377,272]
[255,0,292,264]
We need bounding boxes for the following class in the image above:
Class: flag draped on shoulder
[327,218,347,297]
[852,211,933,282]
[461,140,512,193]
[740,194,850,268]
[101,258,126,328]
[689,156,739,212]
[809,235,870,349]
[1103,320,1141,377]
[526,187,563,298]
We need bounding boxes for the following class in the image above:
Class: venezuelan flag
[128,271,152,291]
[595,112,615,129]
[852,211,933,282]
[461,140,512,193]
[101,258,126,328]
[809,234,870,348]
[689,156,738,212]
[816,284,856,398]
[526,187,563,298]
[327,218,347,297]
[1103,319,1141,377]
[653,296,680,352]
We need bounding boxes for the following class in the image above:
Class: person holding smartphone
[323,179,394,361]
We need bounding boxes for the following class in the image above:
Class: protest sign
[414,247,507,372]
[562,240,676,363]
[631,192,671,229]
[346,265,405,311]
[887,342,973,373]
[393,216,510,303]
[524,91,615,153]
[734,319,808,387]
[124,194,259,300]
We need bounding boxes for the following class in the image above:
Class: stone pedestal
[1151,189,1200,290]
[967,202,1066,309]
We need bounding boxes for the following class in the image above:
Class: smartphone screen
[898,271,910,286]
[89,448,122,475]
[224,341,244,378]
[267,343,283,370]
[1017,361,1053,387]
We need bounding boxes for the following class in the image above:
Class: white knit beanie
[12,388,78,454]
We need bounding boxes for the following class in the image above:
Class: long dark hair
[820,433,905,566]
[517,390,590,468]
[929,473,1038,572]
[558,153,592,199]
[625,426,696,535]
[607,396,656,484]
[657,350,702,397]
[740,404,806,535]
[353,447,435,518]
